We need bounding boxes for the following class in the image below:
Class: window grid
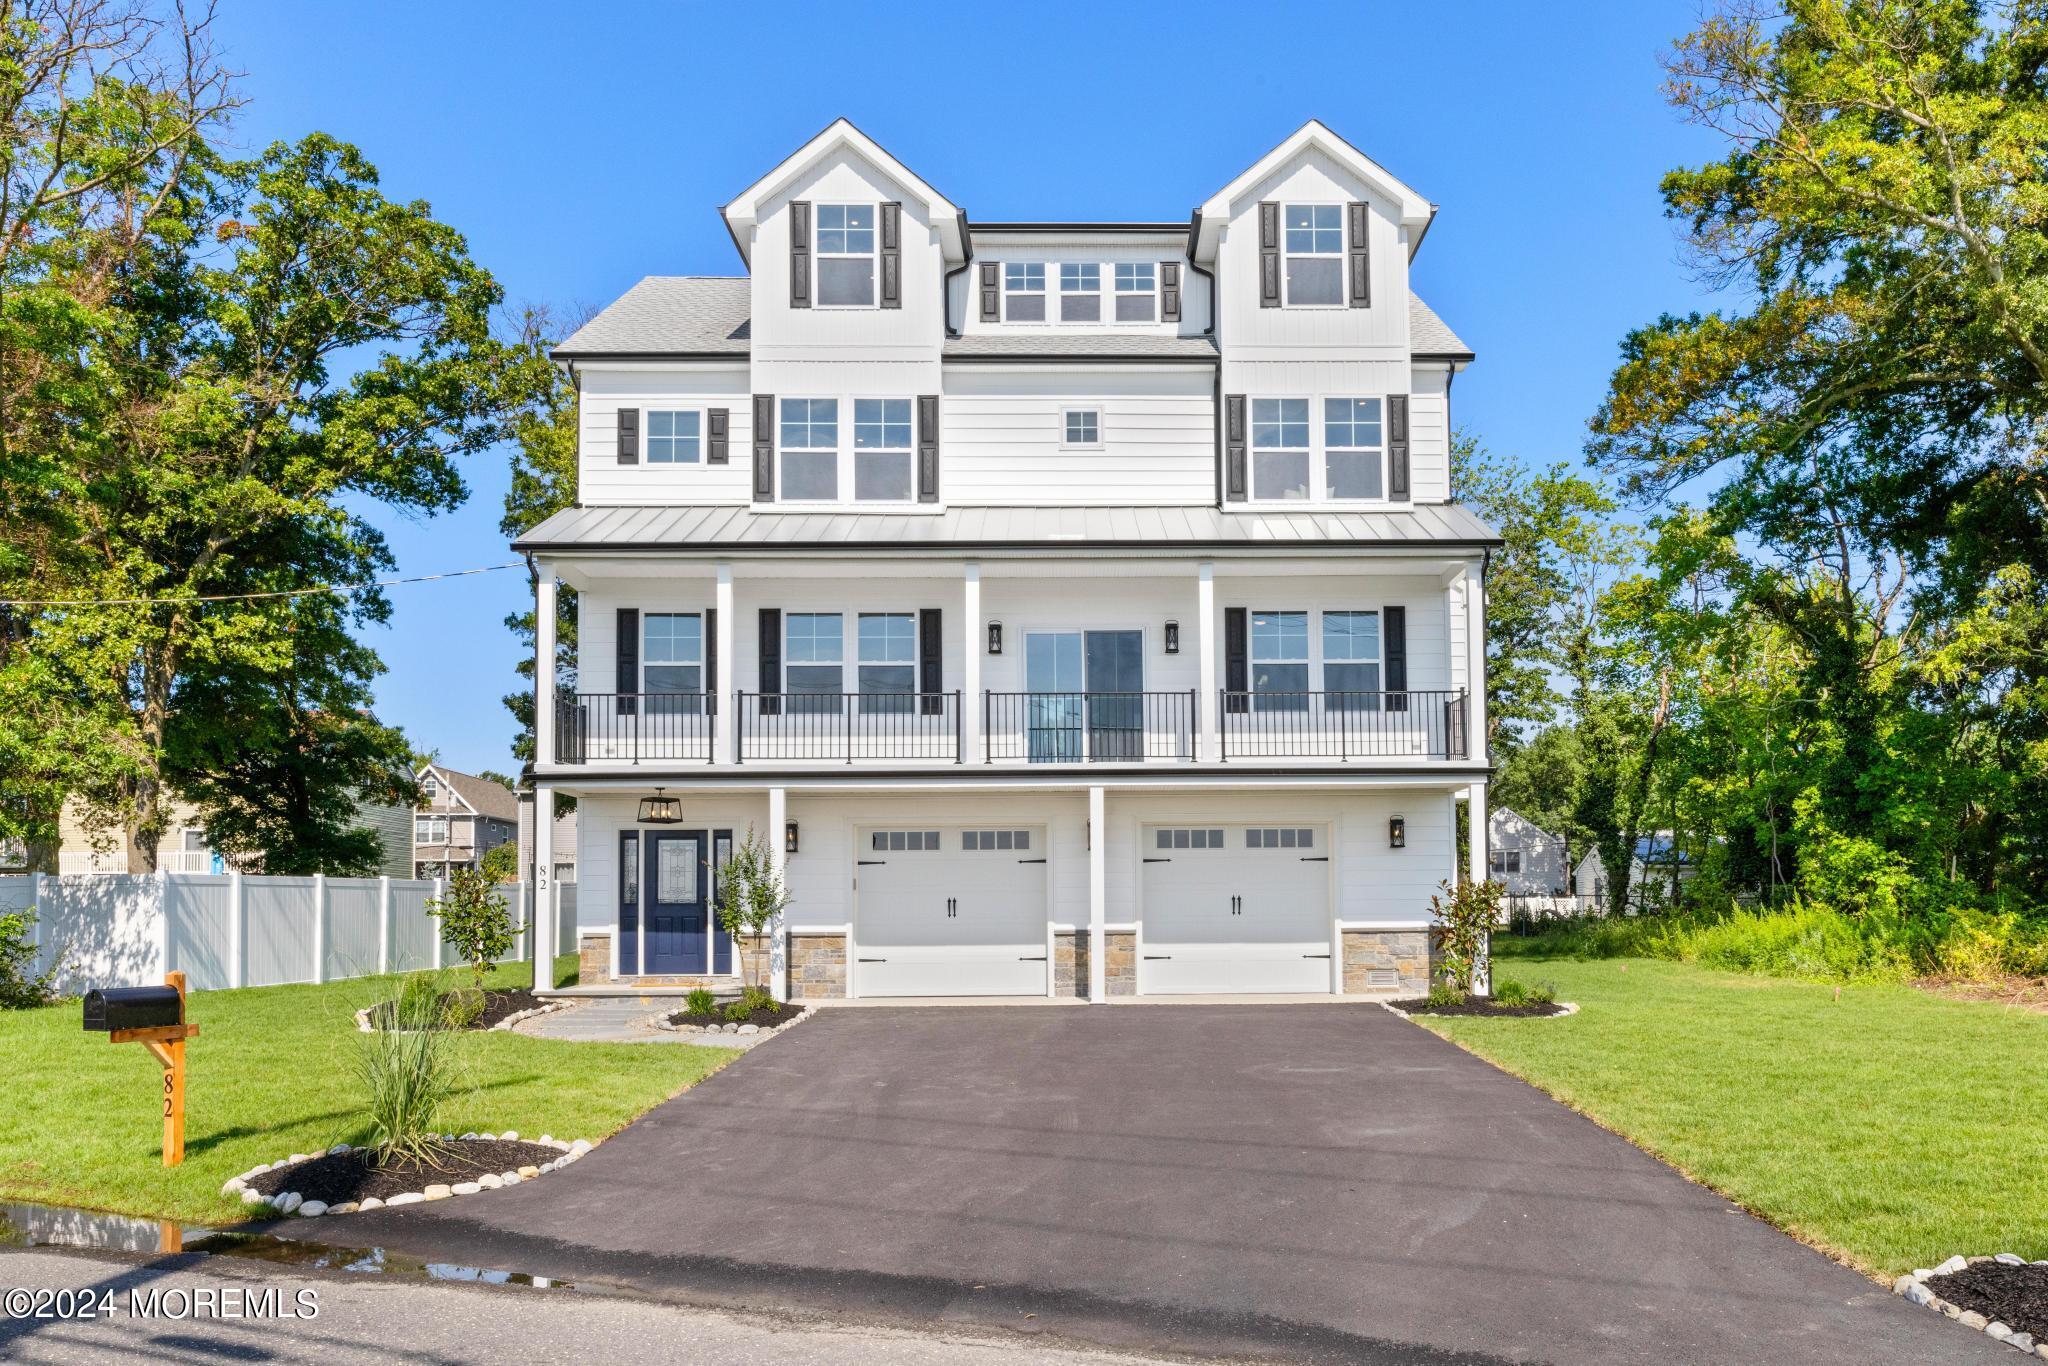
[1062,408,1102,448]
[1004,262,1046,322]
[1283,204,1344,307]
[816,204,877,307]
[645,410,701,464]
[1250,398,1311,501]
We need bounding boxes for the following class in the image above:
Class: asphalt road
[258,1004,1999,1365]
[0,1247,1183,1365]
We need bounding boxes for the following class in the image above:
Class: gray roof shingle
[515,502,1501,552]
[553,276,1471,362]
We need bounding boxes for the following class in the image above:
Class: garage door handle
[1017,858,1046,864]
[1302,953,1332,959]
[858,957,888,963]
[1142,857,1170,863]
[1300,856,1329,862]
[1017,955,1047,962]
[1143,955,1172,960]
[856,860,886,866]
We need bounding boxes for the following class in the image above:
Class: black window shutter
[707,408,729,464]
[616,407,639,464]
[758,608,782,715]
[1347,202,1371,308]
[789,201,810,309]
[918,607,942,715]
[1161,261,1181,323]
[704,608,717,699]
[1387,393,1410,501]
[1384,606,1408,711]
[752,394,775,501]
[978,261,999,322]
[880,202,902,309]
[1258,201,1280,308]
[917,394,940,503]
[1224,607,1248,713]
[1224,394,1248,502]
[616,608,640,714]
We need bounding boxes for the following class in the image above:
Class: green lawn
[1423,950,2048,1279]
[0,958,732,1225]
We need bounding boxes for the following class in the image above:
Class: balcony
[983,691,1195,763]
[1219,690,1469,761]
[552,689,1470,766]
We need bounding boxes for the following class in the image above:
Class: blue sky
[211,0,1725,779]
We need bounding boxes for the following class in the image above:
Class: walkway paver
[515,998,773,1049]
[288,1005,2003,1365]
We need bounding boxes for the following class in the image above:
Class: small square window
[646,410,701,464]
[1062,409,1101,448]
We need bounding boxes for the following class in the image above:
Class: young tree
[715,827,789,994]
[427,866,518,994]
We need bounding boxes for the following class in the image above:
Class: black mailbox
[82,986,184,1033]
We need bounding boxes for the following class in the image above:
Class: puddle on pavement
[0,1200,574,1289]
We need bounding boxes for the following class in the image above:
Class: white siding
[577,365,752,507]
[942,368,1214,505]
[952,235,1213,339]
[1409,364,1451,503]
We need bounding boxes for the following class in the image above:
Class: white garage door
[1140,824,1331,994]
[854,826,1049,997]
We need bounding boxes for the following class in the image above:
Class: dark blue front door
[644,830,708,974]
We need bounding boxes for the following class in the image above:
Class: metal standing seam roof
[513,502,1502,552]
[551,276,1470,362]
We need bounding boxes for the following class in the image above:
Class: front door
[643,830,709,974]
[1026,629,1143,761]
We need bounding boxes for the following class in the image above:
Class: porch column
[1194,561,1216,762]
[962,563,981,762]
[1468,779,1490,995]
[535,567,558,767]
[532,781,556,992]
[1088,785,1106,1003]
[716,564,736,764]
[767,785,789,1001]
[1465,560,1488,762]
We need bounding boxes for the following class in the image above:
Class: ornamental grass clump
[356,1008,460,1168]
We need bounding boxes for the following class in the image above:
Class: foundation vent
[1366,968,1400,989]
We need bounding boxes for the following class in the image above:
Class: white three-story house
[517,119,1497,1001]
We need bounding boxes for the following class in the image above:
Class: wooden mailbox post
[83,972,200,1167]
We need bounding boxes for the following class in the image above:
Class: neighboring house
[54,796,410,876]
[1485,807,1568,896]
[412,765,518,879]
[1574,833,1699,906]
[518,119,1498,1001]
[517,801,578,885]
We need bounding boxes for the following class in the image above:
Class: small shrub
[441,987,485,1030]
[0,909,60,1010]
[395,971,444,1030]
[1424,982,1466,1009]
[428,868,520,993]
[717,828,791,993]
[741,985,774,1013]
[1493,977,1530,1006]
[723,1000,752,1022]
[1527,980,1559,1005]
[685,987,716,1016]
[1428,878,1501,995]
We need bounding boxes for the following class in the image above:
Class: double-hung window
[1250,398,1311,500]
[1114,262,1157,322]
[415,815,448,844]
[643,612,704,713]
[784,613,844,713]
[816,204,876,306]
[1284,204,1344,305]
[1250,610,1310,711]
[1323,398,1384,499]
[854,398,913,502]
[857,612,916,714]
[779,398,838,500]
[646,410,701,464]
[1004,262,1046,321]
[1322,611,1381,711]
[1059,262,1101,322]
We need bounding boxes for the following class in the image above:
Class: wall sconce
[638,787,683,824]
[987,620,1003,655]
[785,820,800,855]
[1389,815,1406,849]
[1164,620,1180,654]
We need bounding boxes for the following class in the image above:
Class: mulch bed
[664,1000,807,1029]
[1390,998,1570,1018]
[367,988,542,1032]
[1929,1262,2048,1341]
[245,1140,564,1207]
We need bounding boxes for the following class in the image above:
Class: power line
[0,562,526,608]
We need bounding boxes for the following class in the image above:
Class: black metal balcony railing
[736,691,963,763]
[1218,689,1468,760]
[983,691,1196,764]
[556,693,715,764]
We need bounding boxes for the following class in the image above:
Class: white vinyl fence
[0,873,577,995]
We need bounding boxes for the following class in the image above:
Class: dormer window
[1114,263,1157,322]
[816,204,876,306]
[1003,263,1046,321]
[1283,204,1344,306]
[1059,263,1101,322]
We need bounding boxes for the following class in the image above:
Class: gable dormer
[721,119,967,359]
[1193,120,1434,356]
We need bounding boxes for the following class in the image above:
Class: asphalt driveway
[287,1005,1999,1364]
